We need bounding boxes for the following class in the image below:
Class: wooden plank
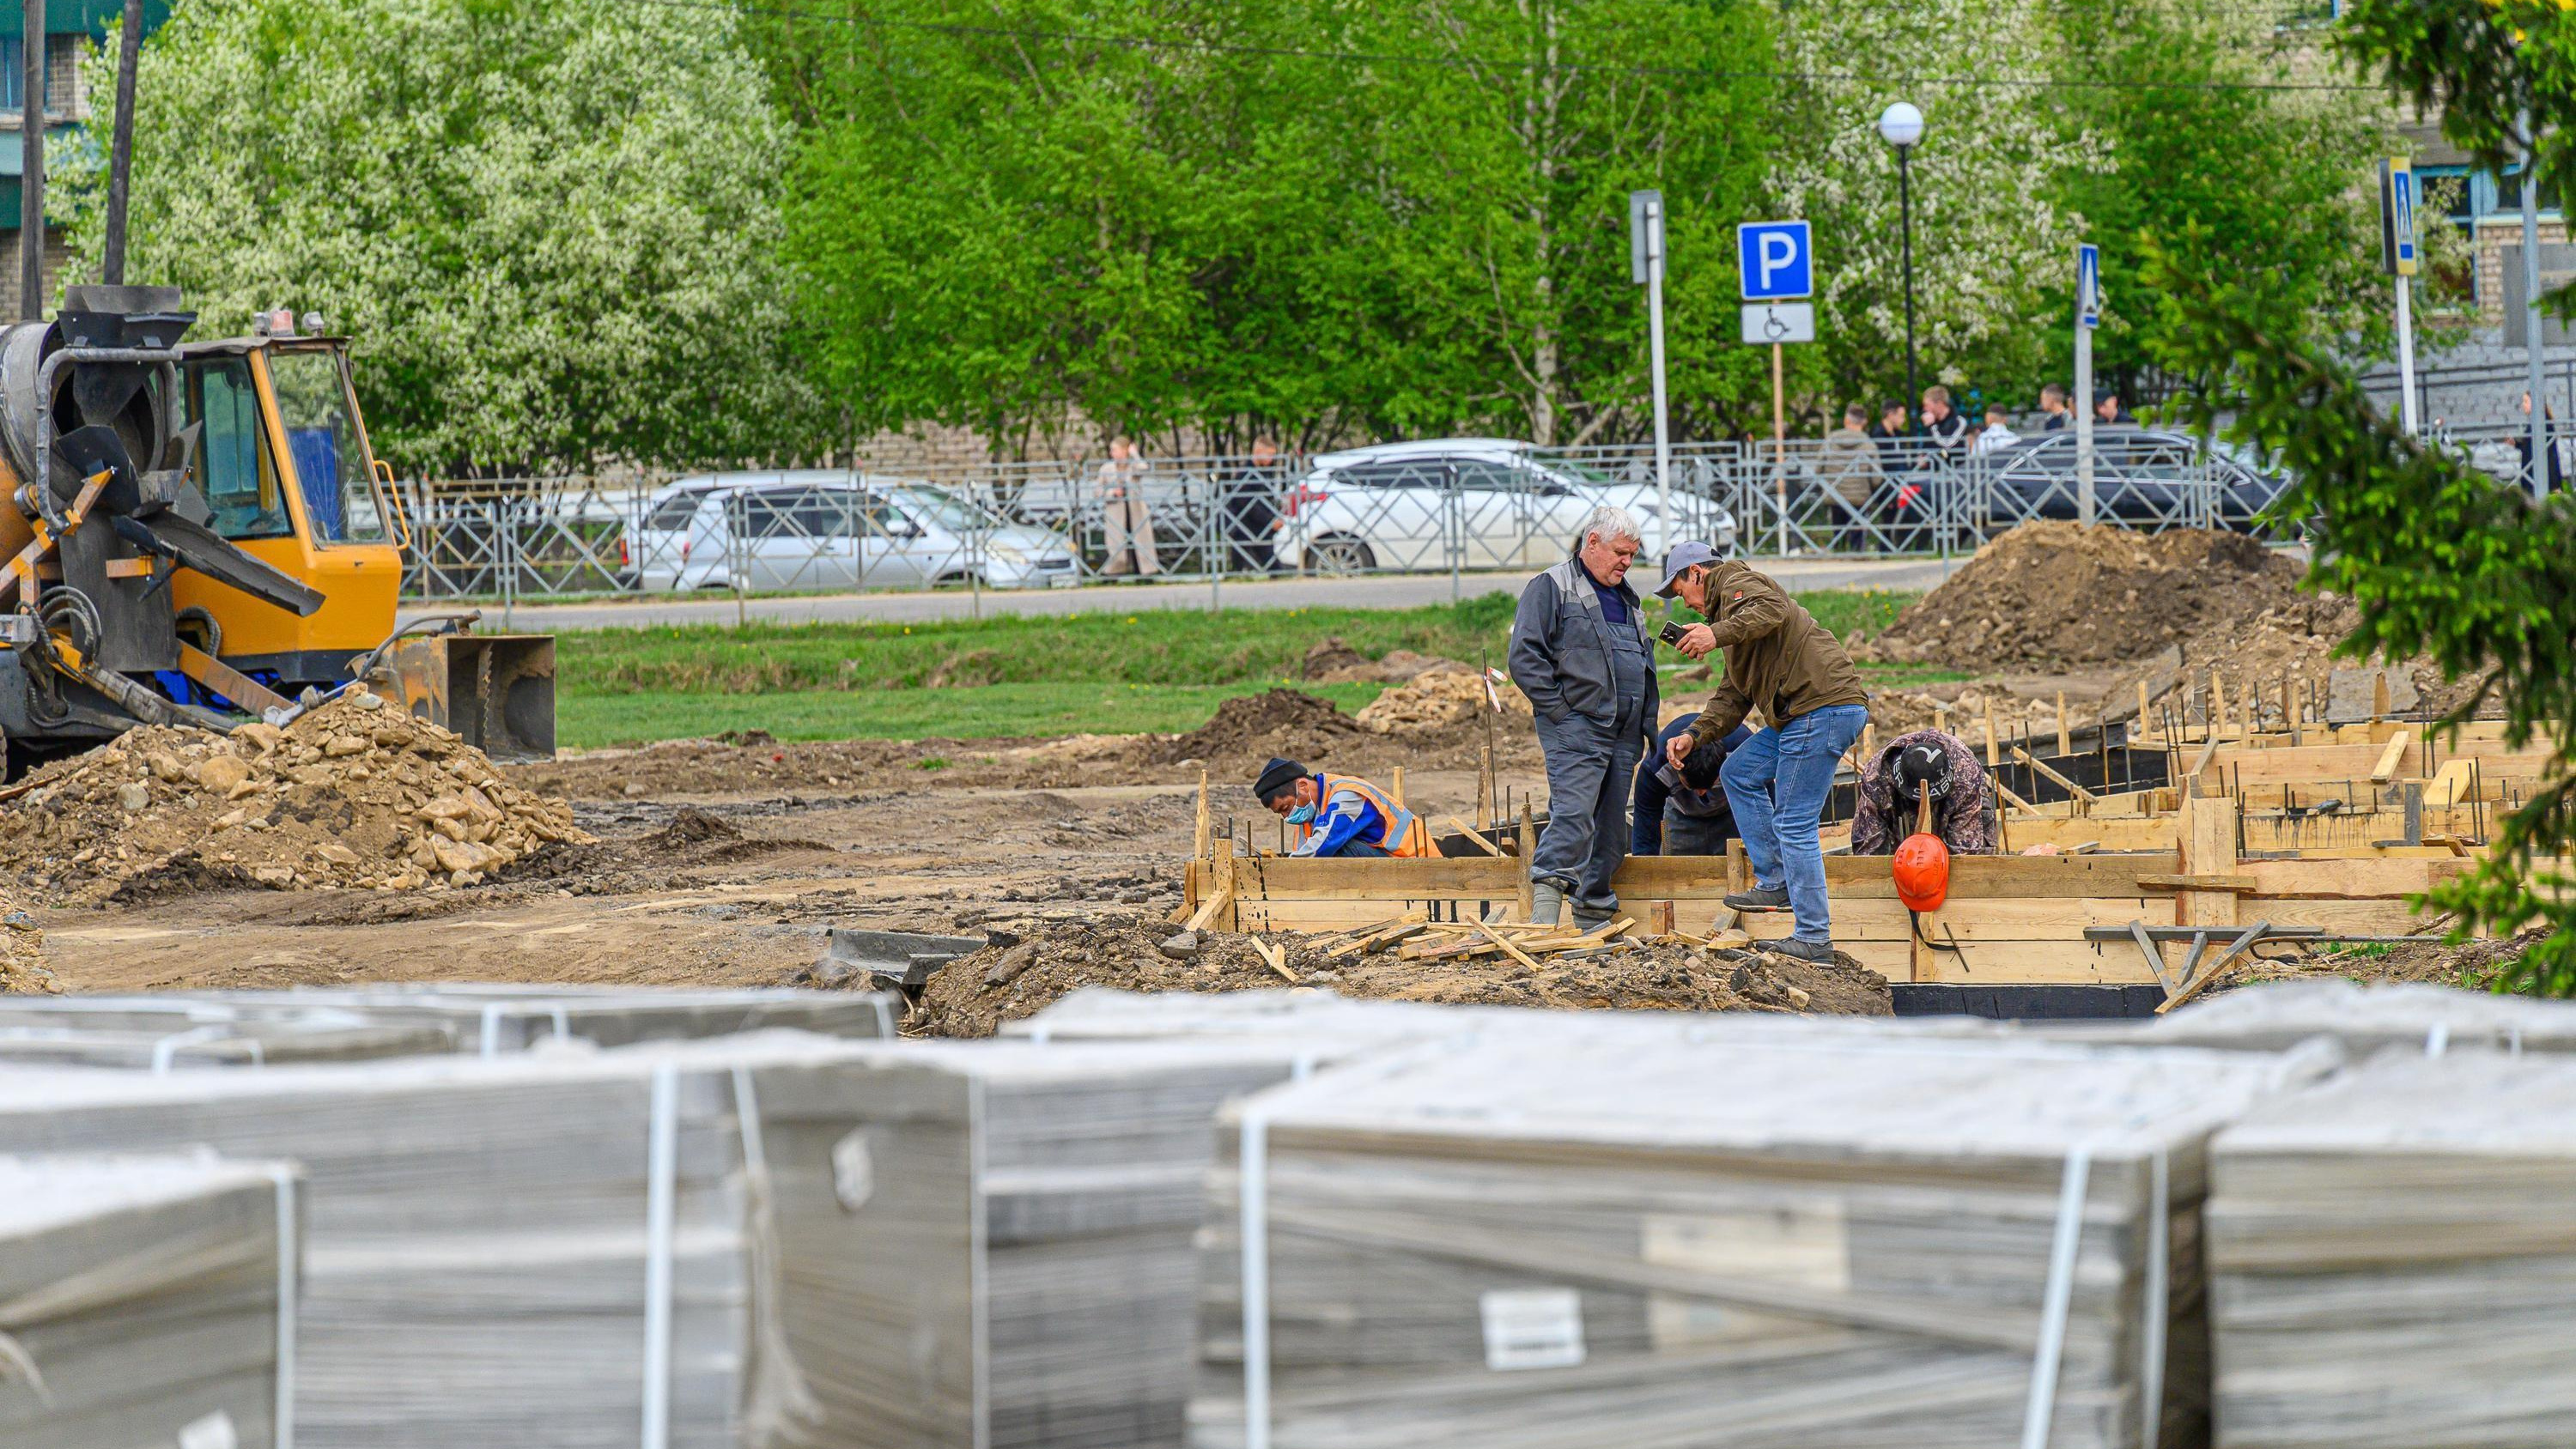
[1909,942,2152,985]
[1194,769,1212,863]
[2239,856,2477,900]
[1184,882,1232,932]
[2137,873,2259,893]
[1478,924,1546,973]
[2175,795,2239,980]
[1443,816,1504,857]
[2009,744,2096,804]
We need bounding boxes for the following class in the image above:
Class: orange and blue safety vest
[1291,773,1438,858]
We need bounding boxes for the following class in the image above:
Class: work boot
[1528,881,1566,929]
[1724,885,1791,912]
[1571,900,1619,931]
[1765,937,1836,963]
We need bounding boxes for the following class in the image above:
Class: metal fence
[398,433,2302,604]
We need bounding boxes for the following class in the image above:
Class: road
[405,555,1962,633]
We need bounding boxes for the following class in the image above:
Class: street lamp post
[1878,101,1924,434]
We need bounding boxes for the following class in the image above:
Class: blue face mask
[1285,803,1318,825]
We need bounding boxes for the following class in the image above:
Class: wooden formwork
[1178,795,2513,989]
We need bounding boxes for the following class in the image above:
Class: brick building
[0,0,170,309]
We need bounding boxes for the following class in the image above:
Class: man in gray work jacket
[1506,505,1658,928]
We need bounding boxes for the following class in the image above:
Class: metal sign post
[2380,157,2421,436]
[2524,110,2549,500]
[1739,221,1814,559]
[1630,191,1672,556]
[2075,243,2100,527]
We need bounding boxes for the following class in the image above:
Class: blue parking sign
[1738,221,1813,301]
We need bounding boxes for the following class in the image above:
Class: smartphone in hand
[1657,621,1690,648]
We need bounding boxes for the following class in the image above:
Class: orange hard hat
[1893,831,1953,913]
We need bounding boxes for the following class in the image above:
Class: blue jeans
[1314,839,1388,858]
[1720,704,1869,944]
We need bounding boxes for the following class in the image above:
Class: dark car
[1974,427,2288,534]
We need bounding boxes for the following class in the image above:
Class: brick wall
[2475,216,2571,328]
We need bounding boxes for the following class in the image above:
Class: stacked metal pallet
[1195,1030,2328,1449]
[0,1155,301,1449]
[2206,1050,2576,1448]
[756,1039,1313,1449]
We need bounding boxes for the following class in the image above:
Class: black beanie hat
[1254,756,1309,804]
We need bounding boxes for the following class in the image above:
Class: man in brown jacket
[1656,542,1870,961]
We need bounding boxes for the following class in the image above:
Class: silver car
[625,471,1079,592]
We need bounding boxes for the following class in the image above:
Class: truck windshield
[179,356,292,540]
[267,349,391,543]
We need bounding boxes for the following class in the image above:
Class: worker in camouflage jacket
[1849,728,1998,856]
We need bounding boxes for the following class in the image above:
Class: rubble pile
[0,893,52,993]
[1354,665,1528,734]
[0,693,591,903]
[904,910,1892,1037]
[1301,636,1462,683]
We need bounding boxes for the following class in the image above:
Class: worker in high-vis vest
[1253,756,1440,858]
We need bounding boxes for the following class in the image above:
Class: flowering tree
[1768,0,2106,409]
[64,0,820,475]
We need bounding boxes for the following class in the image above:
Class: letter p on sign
[1738,221,1813,302]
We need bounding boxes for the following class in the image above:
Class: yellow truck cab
[167,320,409,689]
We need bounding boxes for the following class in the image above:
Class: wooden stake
[2213,674,2230,741]
[1478,743,1495,829]
[2286,670,2304,746]
[1982,700,2001,768]
[2136,680,2150,737]
[1194,767,1212,864]
[2055,691,2071,760]
[1932,700,1950,737]
[1516,802,1537,921]
[2372,669,2391,722]
[1389,765,1406,811]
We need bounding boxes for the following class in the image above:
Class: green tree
[2146,0,2576,992]
[65,0,817,475]
[2045,0,2395,409]
[762,0,1779,452]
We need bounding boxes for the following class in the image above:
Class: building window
[0,37,52,114]
[2494,169,2563,216]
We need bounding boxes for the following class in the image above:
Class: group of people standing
[1253,505,1998,962]
[1091,436,1292,578]
[1814,383,2138,549]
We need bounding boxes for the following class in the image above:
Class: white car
[623,471,1080,592]
[1278,439,1735,573]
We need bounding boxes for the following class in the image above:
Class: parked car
[1278,440,1736,573]
[1977,427,2288,532]
[623,471,1080,592]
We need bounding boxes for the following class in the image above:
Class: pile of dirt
[1862,523,2302,671]
[1157,688,1366,767]
[2229,928,2548,993]
[904,912,1893,1037]
[2101,591,2482,725]
[0,693,592,904]
[0,894,52,994]
[1302,637,1464,684]
[1355,667,1529,734]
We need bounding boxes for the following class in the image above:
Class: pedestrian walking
[1506,505,1658,929]
[2038,382,2073,433]
[1819,403,1883,552]
[2519,392,2565,494]
[1919,385,1969,453]
[1970,403,2020,455]
[1218,438,1286,573]
[1095,436,1159,577]
[1656,541,1871,962]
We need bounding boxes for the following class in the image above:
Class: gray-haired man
[1506,505,1658,928]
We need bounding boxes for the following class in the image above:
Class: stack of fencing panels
[175,984,903,1055]
[0,1040,897,1449]
[2206,1050,2576,1447]
[0,1019,455,1068]
[1194,1030,2330,1449]
[0,1155,300,1449]
[2122,978,2576,1056]
[731,1038,1313,1449]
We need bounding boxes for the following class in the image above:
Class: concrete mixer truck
[0,285,551,780]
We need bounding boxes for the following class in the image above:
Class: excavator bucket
[379,634,556,762]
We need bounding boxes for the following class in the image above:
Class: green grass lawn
[555,589,1924,749]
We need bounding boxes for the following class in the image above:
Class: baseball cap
[1654,541,1722,597]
